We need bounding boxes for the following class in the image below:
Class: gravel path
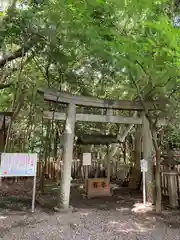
[1,204,180,240]
[1,182,180,240]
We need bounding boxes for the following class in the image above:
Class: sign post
[83,153,91,189]
[32,173,37,213]
[140,159,148,205]
[0,153,38,213]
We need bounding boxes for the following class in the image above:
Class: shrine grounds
[0,180,180,240]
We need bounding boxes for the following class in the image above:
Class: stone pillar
[59,103,76,210]
[142,114,154,203]
[134,125,141,169]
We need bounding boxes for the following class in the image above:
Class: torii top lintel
[38,88,167,111]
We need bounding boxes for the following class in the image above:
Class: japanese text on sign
[0,153,37,177]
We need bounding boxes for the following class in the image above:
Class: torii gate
[39,88,166,210]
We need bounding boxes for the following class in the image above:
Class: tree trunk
[155,165,161,213]
[39,121,50,192]
[142,114,154,203]
[146,113,162,212]
[152,131,162,213]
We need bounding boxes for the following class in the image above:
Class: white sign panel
[140,159,148,172]
[0,153,37,177]
[83,153,91,166]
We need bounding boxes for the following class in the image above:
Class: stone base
[87,192,112,199]
[53,205,73,213]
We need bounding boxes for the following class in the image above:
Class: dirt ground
[1,180,180,240]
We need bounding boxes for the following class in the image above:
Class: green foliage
[0,0,180,151]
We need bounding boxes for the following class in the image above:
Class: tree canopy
[0,0,180,149]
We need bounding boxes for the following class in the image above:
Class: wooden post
[83,145,90,190]
[128,126,141,189]
[58,103,76,210]
[142,170,146,205]
[106,109,112,183]
[142,114,154,203]
[166,172,178,208]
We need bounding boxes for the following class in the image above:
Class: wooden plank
[77,134,120,145]
[43,111,143,124]
[44,111,166,126]
[38,88,167,110]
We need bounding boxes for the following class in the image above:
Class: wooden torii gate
[39,88,166,210]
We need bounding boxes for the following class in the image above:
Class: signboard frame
[0,153,38,212]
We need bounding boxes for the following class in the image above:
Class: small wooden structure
[77,134,117,198]
[87,178,111,199]
[161,155,180,208]
[39,88,167,209]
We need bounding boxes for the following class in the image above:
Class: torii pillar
[142,114,154,203]
[58,103,76,210]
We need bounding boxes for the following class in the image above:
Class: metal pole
[143,171,146,205]
[32,175,36,213]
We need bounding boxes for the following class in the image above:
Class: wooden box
[86,178,111,199]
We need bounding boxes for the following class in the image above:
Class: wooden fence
[36,159,120,180]
[37,160,180,198]
[3,157,180,199]
[160,165,180,198]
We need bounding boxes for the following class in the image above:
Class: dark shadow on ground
[37,183,142,211]
[0,197,32,211]
[35,182,180,232]
[1,180,180,232]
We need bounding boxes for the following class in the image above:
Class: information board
[0,153,37,177]
[140,159,148,172]
[83,153,91,166]
[0,153,38,212]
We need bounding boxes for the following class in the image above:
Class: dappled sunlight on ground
[1,181,180,239]
[115,207,130,212]
[108,219,150,234]
[131,202,154,213]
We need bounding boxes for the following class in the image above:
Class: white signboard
[0,153,37,177]
[83,153,91,166]
[0,153,38,213]
[140,159,148,172]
